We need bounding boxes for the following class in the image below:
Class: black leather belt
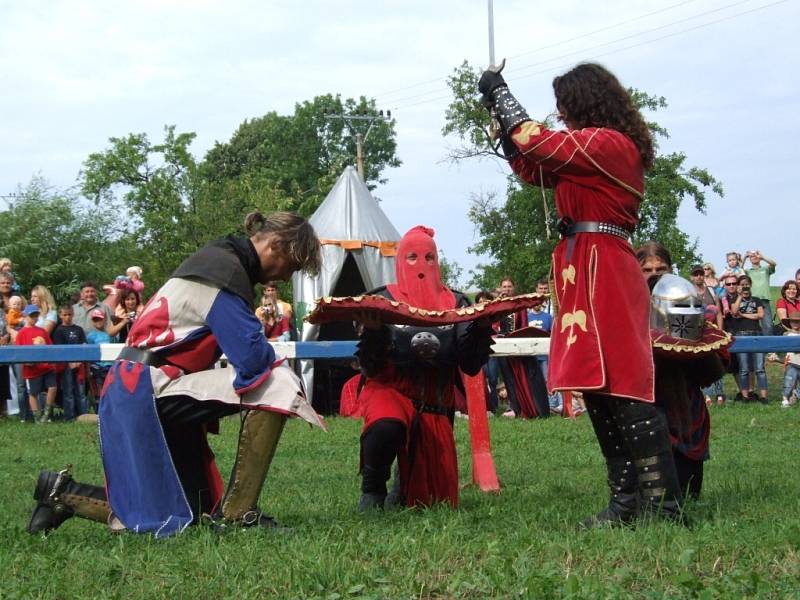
[118,346,168,368]
[557,218,631,241]
[412,400,449,416]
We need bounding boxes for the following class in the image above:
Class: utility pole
[323,111,392,181]
[0,193,18,209]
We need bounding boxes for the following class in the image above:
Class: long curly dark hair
[553,63,655,170]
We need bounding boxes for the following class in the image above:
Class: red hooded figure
[356,226,492,511]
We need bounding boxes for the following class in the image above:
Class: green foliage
[438,251,464,289]
[80,125,211,284]
[77,95,401,293]
[443,62,724,290]
[1,365,798,598]
[0,176,126,302]
[202,94,401,217]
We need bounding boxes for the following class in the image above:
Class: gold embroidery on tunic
[561,310,588,347]
[512,121,543,145]
[561,264,576,292]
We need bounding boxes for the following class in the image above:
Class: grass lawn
[1,363,798,599]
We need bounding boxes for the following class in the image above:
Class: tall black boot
[28,467,111,534]
[580,395,639,528]
[359,419,405,511]
[613,400,685,523]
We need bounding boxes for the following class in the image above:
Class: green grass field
[1,364,799,599]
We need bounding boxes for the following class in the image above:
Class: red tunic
[509,123,655,402]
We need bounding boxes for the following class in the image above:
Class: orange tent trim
[318,238,398,257]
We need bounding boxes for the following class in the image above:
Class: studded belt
[557,218,632,241]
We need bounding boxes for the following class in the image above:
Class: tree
[442,62,724,288]
[202,94,401,216]
[80,125,292,286]
[0,176,126,301]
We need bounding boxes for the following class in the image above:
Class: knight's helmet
[649,273,705,341]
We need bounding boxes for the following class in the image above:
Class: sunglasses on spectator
[725,282,738,286]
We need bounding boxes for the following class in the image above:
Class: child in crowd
[85,309,114,407]
[719,252,744,315]
[0,258,22,294]
[6,295,24,329]
[15,305,57,422]
[52,305,88,421]
[770,314,800,408]
[103,266,144,312]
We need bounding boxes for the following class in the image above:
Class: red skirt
[361,378,458,508]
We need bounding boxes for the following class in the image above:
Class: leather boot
[580,395,639,528]
[27,467,111,534]
[216,409,287,529]
[613,400,686,524]
[579,456,639,528]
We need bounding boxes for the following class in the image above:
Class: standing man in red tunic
[479,62,684,526]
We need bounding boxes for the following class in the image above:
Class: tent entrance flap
[313,252,365,415]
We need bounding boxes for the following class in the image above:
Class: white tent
[292,166,400,408]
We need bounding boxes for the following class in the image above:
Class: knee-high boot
[218,409,287,527]
[612,399,685,522]
[28,467,111,534]
[359,419,405,511]
[580,395,639,528]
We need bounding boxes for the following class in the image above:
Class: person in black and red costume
[355,226,493,511]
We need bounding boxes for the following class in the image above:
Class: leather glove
[478,59,507,107]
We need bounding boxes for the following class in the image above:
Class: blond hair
[30,285,56,315]
[0,258,11,271]
[245,211,321,276]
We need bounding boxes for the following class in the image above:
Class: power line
[389,0,790,111]
[377,0,703,100]
[384,0,761,107]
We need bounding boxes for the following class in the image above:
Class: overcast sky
[1,0,797,287]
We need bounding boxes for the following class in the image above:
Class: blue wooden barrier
[0,336,799,364]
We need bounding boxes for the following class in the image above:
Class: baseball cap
[90,308,106,320]
[690,264,704,275]
[22,304,41,317]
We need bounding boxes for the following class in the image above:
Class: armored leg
[612,399,685,522]
[580,395,639,528]
[219,409,287,527]
[28,467,111,534]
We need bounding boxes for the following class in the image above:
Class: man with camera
[743,250,777,335]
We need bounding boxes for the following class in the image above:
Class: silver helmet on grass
[650,273,705,341]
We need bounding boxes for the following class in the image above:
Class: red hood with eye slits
[387,225,455,311]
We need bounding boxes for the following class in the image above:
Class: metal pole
[487,0,495,66]
[355,132,365,181]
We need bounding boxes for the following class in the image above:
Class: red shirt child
[15,309,55,379]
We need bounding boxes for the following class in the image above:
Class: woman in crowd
[257,296,290,342]
[114,290,145,344]
[636,242,727,499]
[776,280,799,322]
[479,62,684,525]
[30,285,58,334]
[703,263,721,296]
